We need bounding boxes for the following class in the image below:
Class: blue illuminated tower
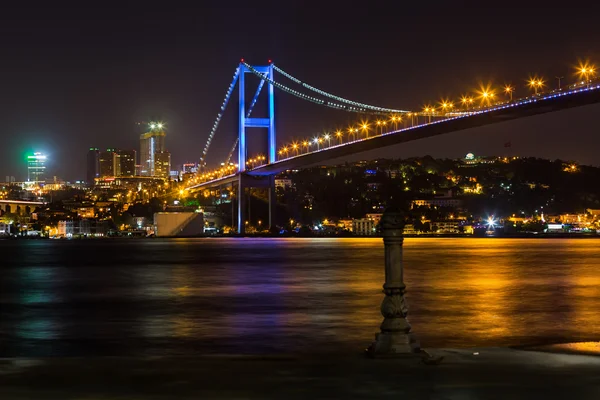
[236,62,277,234]
[238,62,276,172]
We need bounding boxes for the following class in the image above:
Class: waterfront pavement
[1,346,600,399]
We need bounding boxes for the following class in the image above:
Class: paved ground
[1,347,600,399]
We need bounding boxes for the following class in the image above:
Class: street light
[503,85,514,101]
[440,100,453,115]
[302,140,309,153]
[577,63,595,87]
[324,134,331,147]
[555,76,564,90]
[422,106,433,123]
[528,77,544,95]
[390,115,398,130]
[335,130,343,144]
[361,122,369,138]
[313,137,320,150]
[348,127,355,141]
[460,96,470,110]
[480,90,495,106]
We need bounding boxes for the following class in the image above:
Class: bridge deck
[187,84,600,190]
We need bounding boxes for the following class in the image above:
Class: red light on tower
[240,58,244,62]
[268,59,272,63]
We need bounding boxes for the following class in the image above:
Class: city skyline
[2,3,600,181]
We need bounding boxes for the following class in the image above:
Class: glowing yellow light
[576,62,596,81]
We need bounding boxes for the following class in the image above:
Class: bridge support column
[268,176,276,231]
[367,208,420,357]
[237,175,246,235]
[235,174,276,235]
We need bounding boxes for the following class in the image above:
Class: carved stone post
[368,208,420,357]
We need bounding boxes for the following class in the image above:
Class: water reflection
[1,238,600,357]
[546,341,600,354]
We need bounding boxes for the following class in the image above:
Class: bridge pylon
[237,61,276,234]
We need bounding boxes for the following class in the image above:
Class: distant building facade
[92,148,136,181]
[412,198,463,209]
[99,149,116,178]
[57,220,109,237]
[353,218,376,235]
[116,150,136,177]
[154,151,171,179]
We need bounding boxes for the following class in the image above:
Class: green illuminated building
[27,152,46,182]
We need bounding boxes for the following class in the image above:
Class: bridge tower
[237,62,277,234]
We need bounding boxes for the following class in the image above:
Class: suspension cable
[215,67,265,171]
[199,66,241,167]
[247,79,265,118]
[242,62,394,115]
[273,64,411,114]
[224,138,239,166]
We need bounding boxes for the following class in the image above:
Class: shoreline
[1,345,599,399]
[3,233,600,240]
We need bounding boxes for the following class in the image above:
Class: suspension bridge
[186,60,600,234]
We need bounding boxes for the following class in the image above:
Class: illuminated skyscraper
[87,148,100,185]
[140,122,166,176]
[99,149,116,177]
[117,150,136,177]
[27,152,47,182]
[94,148,137,178]
[154,151,171,179]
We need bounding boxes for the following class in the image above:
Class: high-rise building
[140,123,166,176]
[154,151,171,179]
[87,148,100,185]
[117,150,136,177]
[93,148,136,179]
[27,152,47,182]
[99,149,116,177]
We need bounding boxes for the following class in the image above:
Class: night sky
[2,2,600,181]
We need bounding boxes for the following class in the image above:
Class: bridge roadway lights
[237,173,276,235]
[367,208,420,357]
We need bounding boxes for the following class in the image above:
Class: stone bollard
[367,208,420,357]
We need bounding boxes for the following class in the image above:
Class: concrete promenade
[1,347,600,399]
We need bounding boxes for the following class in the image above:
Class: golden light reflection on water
[5,237,600,356]
[544,342,600,354]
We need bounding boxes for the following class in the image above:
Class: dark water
[1,238,600,357]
